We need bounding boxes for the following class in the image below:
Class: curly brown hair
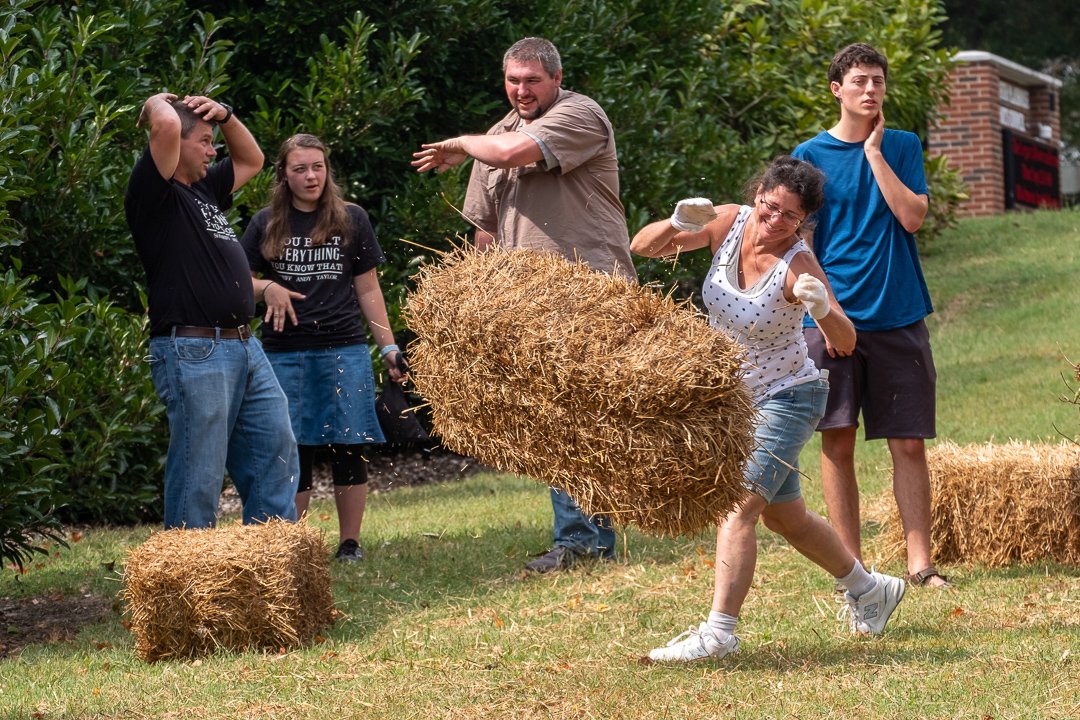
[742,155,826,217]
[827,43,888,85]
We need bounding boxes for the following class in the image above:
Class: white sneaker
[843,571,906,636]
[646,623,739,663]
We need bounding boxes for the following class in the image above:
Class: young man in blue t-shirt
[792,43,948,589]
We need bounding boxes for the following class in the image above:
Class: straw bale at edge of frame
[405,248,756,537]
[875,440,1080,567]
[122,519,334,662]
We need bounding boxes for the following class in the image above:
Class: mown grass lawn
[1,209,1078,719]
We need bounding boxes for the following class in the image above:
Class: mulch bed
[218,447,487,515]
[0,593,114,658]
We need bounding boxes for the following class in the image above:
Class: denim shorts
[266,344,385,446]
[744,377,830,504]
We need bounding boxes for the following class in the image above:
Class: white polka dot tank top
[702,205,821,400]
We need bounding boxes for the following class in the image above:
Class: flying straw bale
[404,248,756,537]
[123,519,335,662]
[875,440,1080,567]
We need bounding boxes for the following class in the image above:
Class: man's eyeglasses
[757,197,804,227]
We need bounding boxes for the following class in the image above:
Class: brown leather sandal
[906,566,951,588]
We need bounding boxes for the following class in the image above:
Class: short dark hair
[743,155,826,217]
[170,100,207,138]
[828,43,888,85]
[503,37,562,77]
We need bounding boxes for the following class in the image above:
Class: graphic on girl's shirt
[271,235,345,282]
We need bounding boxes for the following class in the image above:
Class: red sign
[1002,130,1060,209]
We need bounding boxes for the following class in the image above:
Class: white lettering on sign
[999,106,1027,133]
[998,80,1030,109]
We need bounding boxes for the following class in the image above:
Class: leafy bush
[0,0,194,307]
[0,270,68,569]
[47,278,167,524]
[196,0,956,301]
[4,0,957,309]
[0,0,178,549]
[611,0,952,286]
[0,269,165,567]
[0,491,67,572]
[921,153,970,251]
[0,270,166,543]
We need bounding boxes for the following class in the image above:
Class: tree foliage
[198,0,955,295]
[0,0,180,564]
[1,0,192,305]
[0,0,956,551]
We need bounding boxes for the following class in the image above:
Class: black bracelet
[219,103,233,125]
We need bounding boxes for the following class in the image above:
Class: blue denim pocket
[809,379,830,423]
[147,339,170,405]
[746,378,831,503]
[175,337,216,362]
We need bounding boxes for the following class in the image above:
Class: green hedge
[0,270,166,567]
[3,0,959,308]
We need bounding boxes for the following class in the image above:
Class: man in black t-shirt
[125,92,298,529]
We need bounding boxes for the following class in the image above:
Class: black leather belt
[172,325,252,340]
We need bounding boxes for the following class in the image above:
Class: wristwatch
[219,103,233,125]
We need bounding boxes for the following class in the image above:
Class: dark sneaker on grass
[335,539,364,563]
[524,546,577,574]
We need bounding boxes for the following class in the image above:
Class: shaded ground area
[219,447,487,514]
[1,449,486,658]
[0,593,113,658]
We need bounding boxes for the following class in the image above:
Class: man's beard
[515,102,545,121]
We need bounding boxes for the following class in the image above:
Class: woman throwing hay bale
[631,155,906,662]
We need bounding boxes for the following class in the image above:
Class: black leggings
[296,444,369,493]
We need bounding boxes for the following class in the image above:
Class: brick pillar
[928,62,1004,216]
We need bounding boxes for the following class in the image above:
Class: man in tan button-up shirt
[414,36,636,572]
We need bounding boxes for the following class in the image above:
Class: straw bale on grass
[123,520,334,661]
[405,248,756,537]
[876,440,1080,567]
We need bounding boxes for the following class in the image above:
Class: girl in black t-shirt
[241,133,407,562]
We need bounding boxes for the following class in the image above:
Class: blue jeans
[149,332,299,528]
[745,378,830,504]
[551,488,616,558]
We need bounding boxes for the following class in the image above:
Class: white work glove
[670,197,717,233]
[793,273,830,320]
